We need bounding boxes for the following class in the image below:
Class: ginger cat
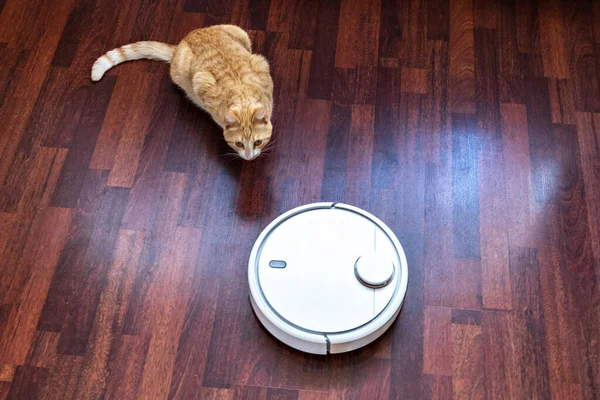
[91,25,274,161]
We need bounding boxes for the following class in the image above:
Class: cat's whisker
[262,140,277,153]
[220,151,242,160]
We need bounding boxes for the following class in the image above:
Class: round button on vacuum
[354,251,395,288]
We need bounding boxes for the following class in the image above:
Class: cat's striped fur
[91,25,273,161]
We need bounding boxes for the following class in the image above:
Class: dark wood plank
[37,170,109,333]
[137,226,200,399]
[423,158,454,307]
[473,0,495,29]
[6,366,49,400]
[539,0,569,78]
[132,75,181,181]
[451,259,482,310]
[448,0,476,113]
[54,188,129,355]
[0,148,66,260]
[344,104,375,209]
[335,0,380,68]
[306,0,341,99]
[483,310,552,399]
[247,0,271,30]
[427,0,449,41]
[106,74,162,188]
[332,66,377,105]
[378,0,402,58]
[163,92,211,175]
[0,382,9,400]
[320,103,352,203]
[423,306,452,376]
[422,374,453,399]
[38,354,84,399]
[524,77,559,204]
[401,67,428,94]
[0,208,72,365]
[50,0,98,67]
[167,261,220,398]
[496,0,522,104]
[401,0,430,69]
[563,1,600,112]
[0,48,29,108]
[423,39,452,308]
[183,0,207,13]
[515,0,540,54]
[593,1,600,43]
[121,173,187,334]
[452,322,484,399]
[266,0,295,32]
[451,113,480,259]
[50,76,116,208]
[478,151,511,310]
[371,67,401,190]
[0,0,42,47]
[553,121,600,399]
[267,388,299,400]
[287,0,319,50]
[26,331,60,369]
[70,229,144,399]
[0,0,75,185]
[89,68,148,170]
[103,0,143,52]
[169,12,205,44]
[574,113,600,261]
[103,334,148,399]
[497,247,552,398]
[0,139,66,217]
[532,202,583,396]
[451,309,481,326]
[474,28,501,151]
[548,79,576,125]
[297,391,343,400]
[343,358,390,400]
[499,103,534,247]
[130,0,180,43]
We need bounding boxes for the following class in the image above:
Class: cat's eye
[235,141,244,148]
[254,140,263,147]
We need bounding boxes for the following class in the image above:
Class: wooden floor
[1,0,599,398]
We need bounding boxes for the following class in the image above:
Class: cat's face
[223,104,272,161]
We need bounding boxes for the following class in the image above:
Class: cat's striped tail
[91,41,176,81]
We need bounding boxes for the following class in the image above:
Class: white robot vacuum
[248,202,408,354]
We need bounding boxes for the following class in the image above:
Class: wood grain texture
[448,0,476,113]
[539,0,569,78]
[451,113,480,259]
[564,1,600,113]
[423,307,452,376]
[401,67,428,94]
[306,0,341,99]
[478,151,511,310]
[452,322,484,399]
[1,0,599,398]
[334,0,379,68]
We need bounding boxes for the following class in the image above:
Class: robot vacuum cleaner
[248,202,408,355]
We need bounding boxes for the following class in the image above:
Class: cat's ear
[225,106,240,128]
[251,104,268,124]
